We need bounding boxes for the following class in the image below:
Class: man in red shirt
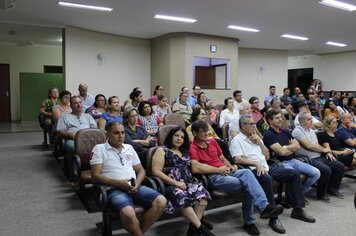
[189,120,283,235]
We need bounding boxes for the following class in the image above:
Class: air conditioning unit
[0,0,15,10]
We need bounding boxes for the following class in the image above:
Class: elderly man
[292,112,345,202]
[229,114,315,234]
[78,83,95,111]
[262,109,320,198]
[336,113,356,148]
[57,96,97,185]
[91,122,166,236]
[190,120,283,236]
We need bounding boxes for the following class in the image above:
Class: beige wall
[288,52,356,91]
[65,27,151,102]
[237,48,288,106]
[0,43,62,120]
[151,33,239,104]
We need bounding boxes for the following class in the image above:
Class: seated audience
[336,113,356,149]
[123,87,141,108]
[292,112,345,201]
[124,89,143,110]
[249,96,262,122]
[98,96,123,129]
[78,83,95,111]
[279,88,292,108]
[323,100,340,121]
[57,96,97,186]
[318,115,356,169]
[137,101,163,136]
[229,114,315,233]
[53,90,72,123]
[39,87,59,140]
[175,87,195,107]
[152,127,215,236]
[291,87,302,103]
[189,120,284,235]
[219,97,239,128]
[256,106,272,136]
[86,94,107,122]
[319,91,326,106]
[308,93,322,121]
[123,108,157,167]
[294,102,322,129]
[291,93,307,115]
[152,95,171,119]
[264,85,278,107]
[172,91,193,123]
[90,122,166,236]
[233,90,248,112]
[336,97,349,115]
[262,109,320,196]
[149,85,165,106]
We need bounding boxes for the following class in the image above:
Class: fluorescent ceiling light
[326,41,347,47]
[153,14,196,23]
[58,1,113,12]
[281,34,309,41]
[319,0,356,11]
[227,25,260,32]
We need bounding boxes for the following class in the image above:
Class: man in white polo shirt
[90,122,166,236]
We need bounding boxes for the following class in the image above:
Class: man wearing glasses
[189,120,284,235]
[90,122,166,236]
[229,115,316,234]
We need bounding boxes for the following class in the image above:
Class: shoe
[187,224,200,236]
[291,208,316,223]
[317,195,331,203]
[260,204,284,219]
[70,181,80,192]
[198,224,216,236]
[327,189,344,199]
[269,218,286,234]
[201,217,213,230]
[243,223,260,236]
[304,199,309,206]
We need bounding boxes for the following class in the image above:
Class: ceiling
[1,0,356,55]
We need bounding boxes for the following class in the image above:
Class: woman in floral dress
[152,127,214,236]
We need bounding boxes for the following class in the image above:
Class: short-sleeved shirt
[90,142,140,180]
[189,139,224,168]
[229,132,269,171]
[219,108,240,127]
[263,127,294,161]
[336,126,356,148]
[138,114,162,134]
[56,113,97,132]
[152,105,170,119]
[280,95,292,107]
[172,102,192,121]
[42,98,60,113]
[317,132,343,151]
[292,126,320,158]
[100,112,123,126]
[78,93,95,112]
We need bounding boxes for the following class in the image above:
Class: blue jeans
[64,140,78,181]
[282,159,320,193]
[208,168,268,224]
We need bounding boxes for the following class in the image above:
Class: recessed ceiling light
[319,0,356,11]
[281,34,309,41]
[227,25,260,32]
[153,14,197,23]
[326,41,347,47]
[58,1,113,12]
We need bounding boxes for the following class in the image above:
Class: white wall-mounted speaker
[0,0,15,10]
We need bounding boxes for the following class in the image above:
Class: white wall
[288,52,356,91]
[237,48,288,106]
[0,43,62,120]
[65,27,151,102]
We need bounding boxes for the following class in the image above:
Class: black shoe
[260,204,284,219]
[201,217,213,230]
[269,218,286,234]
[291,208,316,223]
[317,195,331,203]
[198,224,216,236]
[327,189,344,199]
[187,224,201,236]
[243,223,260,235]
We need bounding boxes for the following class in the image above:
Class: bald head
[78,83,88,97]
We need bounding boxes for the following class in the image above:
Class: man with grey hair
[292,111,345,202]
[230,115,316,233]
[336,113,356,148]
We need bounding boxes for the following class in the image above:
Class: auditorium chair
[163,113,186,128]
[157,124,180,145]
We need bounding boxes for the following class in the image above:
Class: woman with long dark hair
[86,94,107,122]
[98,96,122,129]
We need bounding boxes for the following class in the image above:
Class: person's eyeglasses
[117,153,124,166]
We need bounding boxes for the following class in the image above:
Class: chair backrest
[145,146,159,176]
[157,125,179,145]
[75,128,106,169]
[221,123,229,142]
[164,113,186,128]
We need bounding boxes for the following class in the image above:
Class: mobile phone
[129,178,136,187]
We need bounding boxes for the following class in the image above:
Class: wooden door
[195,66,215,89]
[0,64,11,121]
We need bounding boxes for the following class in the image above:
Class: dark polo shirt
[263,127,295,161]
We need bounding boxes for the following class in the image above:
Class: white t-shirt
[90,142,140,180]
[219,108,240,127]
[229,132,269,171]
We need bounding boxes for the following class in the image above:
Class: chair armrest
[142,177,158,191]
[267,158,283,167]
[149,176,166,195]
[194,174,212,192]
[294,154,312,164]
[73,154,82,173]
[94,184,110,211]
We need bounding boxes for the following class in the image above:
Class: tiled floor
[0,121,41,133]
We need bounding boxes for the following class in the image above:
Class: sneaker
[327,189,344,199]
[291,208,316,223]
[260,204,284,219]
[243,223,260,236]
